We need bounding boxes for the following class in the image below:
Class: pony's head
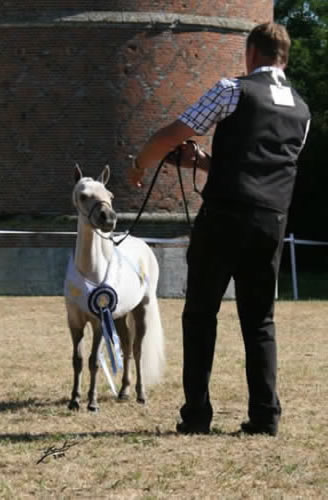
[73,165,117,234]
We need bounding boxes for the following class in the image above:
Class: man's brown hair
[247,22,291,65]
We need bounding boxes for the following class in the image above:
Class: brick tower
[0,2,273,219]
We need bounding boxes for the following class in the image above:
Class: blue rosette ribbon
[88,285,123,375]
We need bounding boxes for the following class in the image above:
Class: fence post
[289,233,299,300]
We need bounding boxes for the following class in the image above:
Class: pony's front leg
[87,322,103,412]
[68,326,84,411]
[115,316,133,401]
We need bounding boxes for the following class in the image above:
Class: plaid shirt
[179,67,288,135]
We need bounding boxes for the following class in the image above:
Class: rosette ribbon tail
[88,285,123,394]
[98,350,118,396]
[100,307,123,375]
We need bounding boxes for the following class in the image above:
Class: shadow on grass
[0,399,243,442]
[0,427,242,444]
[0,390,127,413]
[0,397,69,412]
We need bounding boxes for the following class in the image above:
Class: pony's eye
[80,193,87,202]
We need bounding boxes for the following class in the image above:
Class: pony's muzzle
[98,209,117,233]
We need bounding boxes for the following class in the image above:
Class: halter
[74,194,117,241]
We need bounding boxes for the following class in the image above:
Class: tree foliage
[275,1,328,252]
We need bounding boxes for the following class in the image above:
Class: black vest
[202,71,310,213]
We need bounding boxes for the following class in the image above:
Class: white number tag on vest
[270,84,295,107]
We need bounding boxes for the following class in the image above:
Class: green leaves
[275,1,328,243]
[275,0,328,112]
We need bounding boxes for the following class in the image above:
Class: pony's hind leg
[68,327,84,411]
[87,323,103,412]
[115,316,134,401]
[132,303,147,404]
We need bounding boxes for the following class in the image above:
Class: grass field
[1,297,328,499]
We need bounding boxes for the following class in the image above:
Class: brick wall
[0,1,273,19]
[0,1,273,218]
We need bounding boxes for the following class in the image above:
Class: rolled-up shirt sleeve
[178,78,241,135]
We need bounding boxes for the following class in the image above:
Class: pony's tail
[141,296,165,386]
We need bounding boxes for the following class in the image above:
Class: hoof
[68,400,80,411]
[137,397,146,405]
[117,393,130,402]
[87,404,99,413]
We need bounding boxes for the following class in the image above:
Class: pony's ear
[98,165,110,185]
[74,164,83,184]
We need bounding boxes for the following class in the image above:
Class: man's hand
[165,141,197,168]
[166,141,211,171]
[128,157,145,188]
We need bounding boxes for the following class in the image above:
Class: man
[130,22,311,436]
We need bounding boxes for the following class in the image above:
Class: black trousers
[180,203,287,428]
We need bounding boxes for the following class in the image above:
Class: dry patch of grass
[1,297,328,499]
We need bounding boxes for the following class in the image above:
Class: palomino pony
[64,165,165,411]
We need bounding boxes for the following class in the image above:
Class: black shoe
[241,420,278,437]
[176,421,210,435]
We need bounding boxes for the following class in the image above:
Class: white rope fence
[0,230,188,245]
[1,230,328,300]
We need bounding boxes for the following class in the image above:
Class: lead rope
[112,154,167,246]
[113,140,202,246]
[190,140,203,196]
